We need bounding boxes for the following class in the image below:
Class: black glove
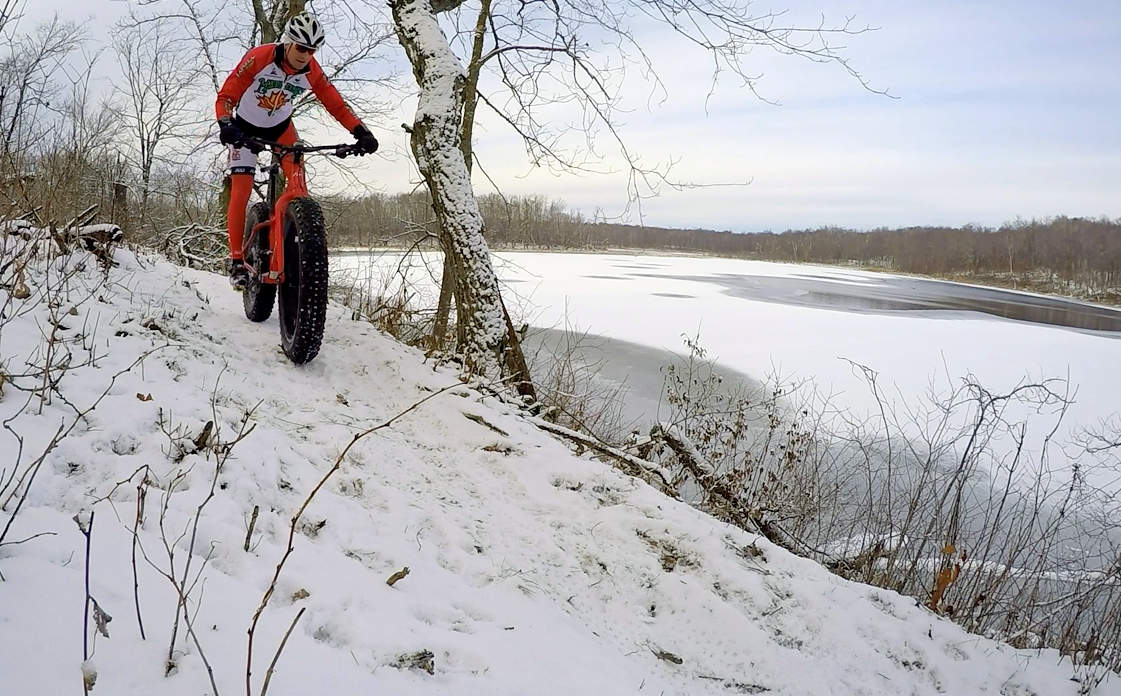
[218,118,245,148]
[351,124,379,154]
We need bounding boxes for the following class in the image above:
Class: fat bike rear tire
[277,197,329,365]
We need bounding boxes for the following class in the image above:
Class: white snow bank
[0,246,1112,695]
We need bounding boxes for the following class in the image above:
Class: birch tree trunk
[432,0,489,353]
[392,0,506,378]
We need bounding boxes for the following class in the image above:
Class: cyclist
[215,12,379,289]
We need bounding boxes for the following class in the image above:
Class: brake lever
[338,144,369,158]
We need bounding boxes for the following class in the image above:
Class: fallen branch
[649,423,814,558]
[530,417,674,493]
[244,505,260,553]
[651,423,715,478]
[63,204,99,231]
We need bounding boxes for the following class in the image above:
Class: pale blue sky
[499,0,1121,231]
[18,0,1121,231]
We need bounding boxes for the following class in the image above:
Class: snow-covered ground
[1,246,1114,695]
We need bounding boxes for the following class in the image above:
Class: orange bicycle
[239,138,367,364]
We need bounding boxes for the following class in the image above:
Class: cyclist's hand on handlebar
[351,124,379,155]
[244,138,265,155]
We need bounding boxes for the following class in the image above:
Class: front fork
[246,151,309,284]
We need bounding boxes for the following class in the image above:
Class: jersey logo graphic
[257,90,288,115]
[253,77,308,116]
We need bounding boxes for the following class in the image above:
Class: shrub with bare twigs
[640,336,1121,681]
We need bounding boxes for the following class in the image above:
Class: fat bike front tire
[277,197,329,365]
[242,202,277,322]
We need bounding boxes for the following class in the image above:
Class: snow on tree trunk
[392,0,505,378]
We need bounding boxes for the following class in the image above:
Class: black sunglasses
[293,44,317,55]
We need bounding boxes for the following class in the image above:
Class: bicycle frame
[241,151,306,283]
[239,139,360,284]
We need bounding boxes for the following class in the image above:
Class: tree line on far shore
[326,191,1121,301]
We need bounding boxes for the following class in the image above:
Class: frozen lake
[333,251,1121,458]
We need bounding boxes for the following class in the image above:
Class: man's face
[284,43,315,70]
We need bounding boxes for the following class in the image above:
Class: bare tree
[0,15,129,227]
[0,0,25,43]
[0,15,83,169]
[114,22,206,236]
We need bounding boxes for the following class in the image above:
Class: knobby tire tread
[278,197,328,364]
[242,202,276,322]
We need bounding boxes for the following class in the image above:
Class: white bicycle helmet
[282,12,325,49]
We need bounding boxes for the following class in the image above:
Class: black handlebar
[242,137,369,159]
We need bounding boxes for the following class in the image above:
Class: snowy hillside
[0,245,1109,695]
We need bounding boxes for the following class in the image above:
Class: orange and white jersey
[216,44,361,138]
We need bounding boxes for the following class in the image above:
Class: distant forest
[325,192,1121,303]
